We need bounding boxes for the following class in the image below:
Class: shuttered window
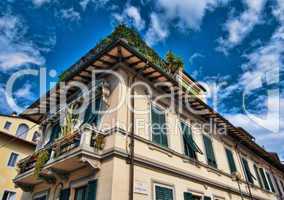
[84,97,102,126]
[266,172,275,193]
[183,192,193,200]
[253,164,263,189]
[204,197,211,200]
[180,122,202,159]
[151,106,168,147]
[48,122,60,145]
[259,168,270,190]
[86,180,97,200]
[203,135,217,168]
[225,148,236,174]
[59,188,70,200]
[241,158,254,184]
[155,185,173,200]
[273,176,282,196]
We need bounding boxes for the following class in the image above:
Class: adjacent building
[0,113,39,200]
[14,26,284,200]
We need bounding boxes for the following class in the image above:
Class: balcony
[14,127,105,191]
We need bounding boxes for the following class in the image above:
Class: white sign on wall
[134,180,148,195]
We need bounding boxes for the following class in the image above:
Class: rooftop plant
[59,24,184,81]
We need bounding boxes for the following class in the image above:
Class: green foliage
[60,105,78,138]
[34,150,49,178]
[165,51,184,73]
[59,24,185,81]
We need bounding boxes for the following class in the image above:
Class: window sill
[207,166,221,176]
[148,145,173,157]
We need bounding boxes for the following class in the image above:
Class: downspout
[129,74,137,200]
[235,141,253,200]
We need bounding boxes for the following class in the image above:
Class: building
[0,113,39,200]
[14,25,284,200]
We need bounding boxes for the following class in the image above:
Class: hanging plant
[165,51,184,74]
[34,150,49,178]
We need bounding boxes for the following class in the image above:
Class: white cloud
[145,13,169,45]
[79,0,110,11]
[189,53,204,65]
[217,0,267,53]
[113,5,145,31]
[145,0,229,45]
[60,8,81,22]
[0,14,45,71]
[32,0,50,7]
[14,83,35,100]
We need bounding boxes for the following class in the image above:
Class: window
[266,172,275,193]
[225,148,236,174]
[203,135,217,168]
[273,176,282,196]
[151,106,168,147]
[3,121,12,130]
[75,180,97,200]
[241,158,255,184]
[84,97,102,126]
[2,191,16,200]
[59,188,70,200]
[32,131,40,143]
[47,122,61,145]
[253,164,263,189]
[180,121,202,159]
[16,123,29,139]
[7,152,19,167]
[184,192,211,200]
[154,184,174,200]
[259,168,270,191]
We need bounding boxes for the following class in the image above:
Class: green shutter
[203,135,217,168]
[183,192,193,200]
[241,158,254,184]
[259,168,270,190]
[155,185,173,200]
[59,188,70,200]
[225,149,236,174]
[151,106,168,147]
[204,196,211,200]
[266,172,275,193]
[86,180,97,200]
[84,97,102,126]
[253,165,263,189]
[49,122,60,144]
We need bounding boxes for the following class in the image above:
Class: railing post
[80,129,92,150]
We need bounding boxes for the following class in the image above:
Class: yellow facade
[0,115,38,200]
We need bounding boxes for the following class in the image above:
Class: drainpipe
[235,142,253,200]
[129,74,137,200]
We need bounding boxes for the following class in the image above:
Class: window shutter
[266,172,275,193]
[203,135,217,168]
[183,192,193,200]
[253,164,263,189]
[151,106,168,147]
[259,168,270,190]
[273,176,282,196]
[225,149,236,174]
[84,97,102,126]
[155,186,173,200]
[241,158,254,184]
[204,196,211,200]
[49,122,60,144]
[86,180,97,200]
[59,188,70,200]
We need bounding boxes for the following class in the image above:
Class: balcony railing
[17,128,98,174]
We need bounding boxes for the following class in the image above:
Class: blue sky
[0,0,283,159]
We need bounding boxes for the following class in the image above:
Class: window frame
[149,104,169,148]
[202,134,217,168]
[2,190,16,200]
[15,123,29,139]
[241,157,255,184]
[32,189,49,200]
[179,120,198,160]
[3,121,12,130]
[224,147,237,174]
[153,182,175,200]
[7,152,19,167]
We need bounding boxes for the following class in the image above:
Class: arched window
[16,123,29,139]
